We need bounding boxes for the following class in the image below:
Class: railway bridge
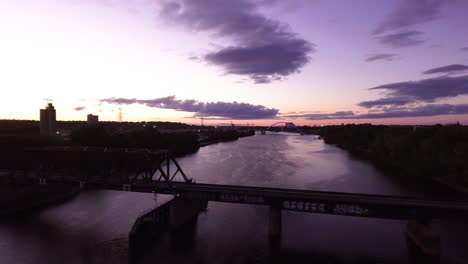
[2,146,468,263]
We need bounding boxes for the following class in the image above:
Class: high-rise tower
[40,103,57,136]
[87,114,99,125]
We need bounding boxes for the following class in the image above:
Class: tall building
[40,103,57,136]
[87,114,99,125]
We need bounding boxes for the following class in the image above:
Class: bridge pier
[406,219,440,264]
[39,178,47,185]
[128,197,207,264]
[268,205,282,259]
[169,197,207,229]
[268,205,282,239]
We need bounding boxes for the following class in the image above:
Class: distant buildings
[87,114,99,125]
[40,103,57,136]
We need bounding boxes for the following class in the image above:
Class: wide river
[1,133,467,264]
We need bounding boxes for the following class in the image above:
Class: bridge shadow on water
[134,202,413,264]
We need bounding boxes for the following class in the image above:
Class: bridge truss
[263,122,304,134]
[0,146,191,191]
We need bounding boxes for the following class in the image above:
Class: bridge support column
[79,181,86,189]
[123,184,131,192]
[406,219,440,264]
[268,205,282,239]
[169,197,207,229]
[39,178,47,185]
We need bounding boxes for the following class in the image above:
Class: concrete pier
[169,197,207,229]
[128,196,207,264]
[268,205,282,260]
[268,205,282,239]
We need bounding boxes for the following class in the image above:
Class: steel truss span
[265,122,303,134]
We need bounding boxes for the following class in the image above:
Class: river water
[1,133,467,264]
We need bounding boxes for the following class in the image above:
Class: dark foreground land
[320,124,468,195]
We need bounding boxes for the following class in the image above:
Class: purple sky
[1,0,468,125]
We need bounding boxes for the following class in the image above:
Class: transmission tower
[118,107,122,122]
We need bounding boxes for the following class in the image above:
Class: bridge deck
[86,181,468,220]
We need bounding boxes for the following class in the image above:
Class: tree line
[320,124,468,188]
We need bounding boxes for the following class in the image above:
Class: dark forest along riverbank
[320,124,468,197]
[1,133,468,264]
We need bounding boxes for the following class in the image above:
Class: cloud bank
[377,31,424,48]
[74,106,86,111]
[423,64,468,75]
[368,75,468,104]
[365,53,397,62]
[285,104,468,120]
[345,71,468,121]
[100,96,278,119]
[285,111,355,120]
[358,97,413,108]
[373,0,447,35]
[160,0,313,83]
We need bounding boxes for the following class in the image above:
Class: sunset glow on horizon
[1,0,468,125]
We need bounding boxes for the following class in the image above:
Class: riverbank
[0,183,80,217]
[320,124,468,197]
[199,129,255,147]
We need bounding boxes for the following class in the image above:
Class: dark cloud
[423,64,468,75]
[357,75,468,110]
[160,0,313,83]
[374,0,447,35]
[285,111,355,120]
[369,75,468,102]
[358,97,413,108]
[462,47,468,52]
[74,106,86,111]
[365,53,397,62]
[205,40,312,83]
[357,104,468,119]
[285,104,468,120]
[100,96,278,119]
[377,31,424,48]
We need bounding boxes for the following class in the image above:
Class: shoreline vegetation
[319,124,468,196]
[68,123,255,156]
